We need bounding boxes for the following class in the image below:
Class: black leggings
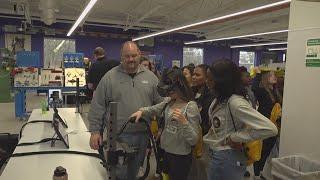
[254,136,277,176]
[163,152,192,180]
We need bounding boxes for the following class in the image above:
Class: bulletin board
[64,68,86,87]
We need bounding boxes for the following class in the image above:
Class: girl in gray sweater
[131,68,201,180]
[204,60,278,180]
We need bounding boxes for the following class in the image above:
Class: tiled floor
[0,92,274,179]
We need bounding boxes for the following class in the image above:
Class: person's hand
[90,133,102,150]
[172,109,188,124]
[130,110,143,123]
[155,129,162,141]
[226,136,243,150]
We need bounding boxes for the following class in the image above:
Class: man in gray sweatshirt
[88,41,162,179]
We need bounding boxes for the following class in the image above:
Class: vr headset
[157,68,183,97]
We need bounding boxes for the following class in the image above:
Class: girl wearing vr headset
[131,67,201,180]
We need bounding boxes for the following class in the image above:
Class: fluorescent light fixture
[230,42,288,48]
[67,0,98,36]
[268,47,287,51]
[132,0,291,41]
[53,40,66,53]
[184,29,288,45]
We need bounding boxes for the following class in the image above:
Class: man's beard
[124,62,138,73]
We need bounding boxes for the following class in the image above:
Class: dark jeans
[163,152,192,180]
[254,136,277,176]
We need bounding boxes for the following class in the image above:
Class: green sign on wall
[306,38,320,67]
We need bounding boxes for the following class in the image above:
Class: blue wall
[0,33,4,48]
[75,36,126,60]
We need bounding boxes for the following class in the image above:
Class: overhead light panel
[230,42,288,48]
[132,0,291,41]
[269,47,287,51]
[53,40,66,53]
[67,0,98,36]
[184,29,288,45]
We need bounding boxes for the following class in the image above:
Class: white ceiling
[0,0,289,41]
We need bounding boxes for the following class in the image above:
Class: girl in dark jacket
[252,68,282,179]
[192,64,215,135]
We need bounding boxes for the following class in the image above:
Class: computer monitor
[53,107,68,128]
[48,89,63,108]
[52,116,69,149]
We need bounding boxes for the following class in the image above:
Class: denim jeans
[207,149,247,180]
[117,132,149,180]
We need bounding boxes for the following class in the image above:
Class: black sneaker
[244,171,250,177]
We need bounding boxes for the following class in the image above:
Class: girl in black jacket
[192,64,215,135]
[252,68,282,179]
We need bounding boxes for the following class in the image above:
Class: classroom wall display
[44,38,76,68]
[172,60,181,67]
[39,68,64,86]
[63,53,84,68]
[183,47,203,66]
[64,68,86,87]
[13,67,39,87]
[16,51,41,67]
[148,55,164,71]
[5,34,31,53]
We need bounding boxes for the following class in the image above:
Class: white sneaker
[136,167,144,178]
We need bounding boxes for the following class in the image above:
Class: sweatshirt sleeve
[181,101,201,146]
[140,97,171,120]
[229,98,278,143]
[88,74,110,133]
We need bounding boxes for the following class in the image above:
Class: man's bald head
[120,41,140,56]
[120,41,141,73]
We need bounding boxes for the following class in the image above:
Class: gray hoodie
[141,99,201,155]
[88,65,163,133]
[203,95,278,151]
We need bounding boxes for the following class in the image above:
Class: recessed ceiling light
[230,42,288,48]
[184,29,288,45]
[67,0,98,36]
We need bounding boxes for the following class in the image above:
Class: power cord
[17,138,61,146]
[19,120,52,138]
[11,150,102,161]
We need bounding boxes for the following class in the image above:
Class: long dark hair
[210,59,246,102]
[182,65,195,75]
[140,56,152,70]
[196,64,210,76]
[260,71,283,104]
[162,67,194,101]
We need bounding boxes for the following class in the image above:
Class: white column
[280,0,320,160]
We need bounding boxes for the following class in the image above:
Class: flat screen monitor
[53,107,68,128]
[52,116,69,148]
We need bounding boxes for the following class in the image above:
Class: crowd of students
[88,42,282,180]
[136,57,282,180]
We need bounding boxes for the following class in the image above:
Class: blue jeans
[207,149,247,180]
[117,132,148,180]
